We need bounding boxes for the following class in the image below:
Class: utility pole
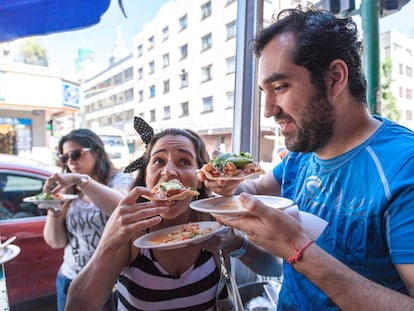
[232,0,263,158]
[360,0,381,115]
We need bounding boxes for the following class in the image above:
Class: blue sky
[42,0,413,76]
[43,0,170,75]
[380,0,414,35]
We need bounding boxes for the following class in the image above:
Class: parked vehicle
[0,154,62,310]
[95,127,131,169]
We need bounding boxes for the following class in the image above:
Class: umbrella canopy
[0,0,120,43]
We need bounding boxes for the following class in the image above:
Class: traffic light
[46,119,53,134]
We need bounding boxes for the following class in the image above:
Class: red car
[0,154,62,310]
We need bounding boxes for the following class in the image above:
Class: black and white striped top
[116,248,221,311]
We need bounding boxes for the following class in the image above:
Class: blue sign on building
[62,81,80,109]
[0,117,32,125]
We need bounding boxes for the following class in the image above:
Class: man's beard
[282,95,335,153]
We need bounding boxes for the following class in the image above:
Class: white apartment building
[82,54,135,135]
[82,0,289,162]
[380,30,414,129]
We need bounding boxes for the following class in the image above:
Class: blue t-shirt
[273,117,414,310]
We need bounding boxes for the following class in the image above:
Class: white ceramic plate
[190,195,294,218]
[0,245,21,265]
[133,221,226,250]
[23,194,79,204]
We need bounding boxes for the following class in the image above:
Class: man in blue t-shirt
[199,6,414,310]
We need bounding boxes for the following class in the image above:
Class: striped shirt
[116,248,221,311]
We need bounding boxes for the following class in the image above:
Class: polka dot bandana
[123,116,154,173]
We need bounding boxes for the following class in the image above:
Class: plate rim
[23,194,79,204]
[0,244,21,265]
[197,171,263,181]
[190,195,294,217]
[133,221,224,250]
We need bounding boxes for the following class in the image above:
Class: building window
[138,67,143,80]
[202,96,213,113]
[399,86,403,97]
[407,88,412,99]
[163,79,170,94]
[201,33,212,51]
[149,61,155,74]
[113,72,122,85]
[201,1,212,20]
[406,110,413,121]
[125,88,134,101]
[148,36,155,50]
[149,85,155,98]
[116,94,123,105]
[163,53,170,67]
[394,43,402,53]
[150,109,156,122]
[226,56,235,74]
[226,21,236,40]
[124,67,133,81]
[201,64,212,82]
[162,26,169,41]
[399,63,403,74]
[226,91,234,108]
[406,66,412,78]
[179,15,188,31]
[180,101,189,116]
[180,44,188,59]
[138,90,144,102]
[180,70,189,88]
[137,45,143,57]
[384,46,390,58]
[163,105,171,119]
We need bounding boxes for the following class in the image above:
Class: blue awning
[0,0,113,43]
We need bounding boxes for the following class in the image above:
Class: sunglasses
[58,148,91,164]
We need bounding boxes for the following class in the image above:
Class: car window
[4,174,44,191]
[0,173,47,220]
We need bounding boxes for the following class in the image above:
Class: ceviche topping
[149,223,213,244]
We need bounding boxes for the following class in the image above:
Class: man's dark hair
[251,6,367,103]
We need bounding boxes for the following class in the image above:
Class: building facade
[82,0,287,161]
[380,30,414,129]
[0,62,80,163]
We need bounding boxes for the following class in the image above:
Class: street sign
[62,81,80,109]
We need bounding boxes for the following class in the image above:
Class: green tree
[380,57,400,121]
[17,38,48,66]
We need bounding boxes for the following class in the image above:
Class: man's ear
[326,59,348,98]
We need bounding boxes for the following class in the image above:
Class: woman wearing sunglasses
[42,128,133,311]
[64,118,282,311]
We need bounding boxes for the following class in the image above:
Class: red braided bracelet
[287,240,314,265]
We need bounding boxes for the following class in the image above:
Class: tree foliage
[17,38,48,66]
[380,57,400,121]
